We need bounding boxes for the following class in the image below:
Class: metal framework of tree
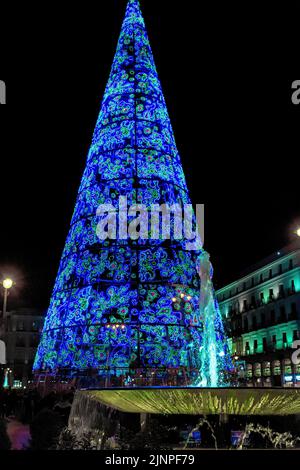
[34,0,231,387]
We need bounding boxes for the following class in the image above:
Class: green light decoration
[193,251,233,387]
[83,388,300,415]
[3,370,9,389]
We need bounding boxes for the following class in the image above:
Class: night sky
[0,0,299,310]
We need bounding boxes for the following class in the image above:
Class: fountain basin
[81,387,300,416]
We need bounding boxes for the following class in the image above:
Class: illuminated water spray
[194,251,233,387]
[3,369,9,388]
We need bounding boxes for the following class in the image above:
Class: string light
[33,0,203,381]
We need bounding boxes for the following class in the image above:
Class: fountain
[32,0,300,447]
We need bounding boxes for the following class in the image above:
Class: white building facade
[217,240,300,387]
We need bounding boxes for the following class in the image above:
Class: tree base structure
[80,387,300,416]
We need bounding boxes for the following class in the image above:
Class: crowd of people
[0,387,74,425]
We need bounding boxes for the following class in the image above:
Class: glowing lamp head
[296,228,300,238]
[3,278,13,290]
[172,297,177,302]
[180,293,185,298]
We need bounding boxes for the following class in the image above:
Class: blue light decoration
[33,0,232,388]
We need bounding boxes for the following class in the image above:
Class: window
[272,335,277,346]
[251,278,254,287]
[270,310,275,324]
[269,288,274,301]
[278,264,283,274]
[269,269,272,279]
[252,316,257,330]
[273,360,281,376]
[283,332,287,348]
[17,321,24,331]
[245,342,250,355]
[243,282,246,291]
[290,302,297,320]
[263,361,271,377]
[30,335,39,348]
[289,259,293,270]
[291,280,296,293]
[244,318,249,332]
[254,362,261,377]
[259,274,263,283]
[251,295,256,308]
[261,312,266,327]
[243,299,248,312]
[280,305,286,321]
[254,339,258,351]
[279,284,284,298]
[16,335,25,347]
[284,359,292,374]
[246,364,253,378]
[263,337,267,352]
[293,330,300,341]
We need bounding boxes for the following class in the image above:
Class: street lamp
[0,279,14,389]
[296,228,300,238]
[3,279,13,290]
[1,278,14,323]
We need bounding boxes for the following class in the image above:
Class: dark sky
[0,0,299,309]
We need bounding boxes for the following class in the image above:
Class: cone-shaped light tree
[34,0,232,387]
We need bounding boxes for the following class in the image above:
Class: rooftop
[217,239,300,293]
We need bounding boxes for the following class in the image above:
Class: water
[193,251,233,388]
[237,423,300,450]
[184,417,300,449]
[68,391,119,449]
[184,417,218,450]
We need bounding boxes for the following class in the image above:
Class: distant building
[3,308,45,387]
[217,240,300,388]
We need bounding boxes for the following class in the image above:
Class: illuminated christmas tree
[34,0,232,387]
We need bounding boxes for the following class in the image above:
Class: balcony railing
[220,272,297,302]
[228,312,298,338]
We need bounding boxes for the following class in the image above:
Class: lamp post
[2,278,13,318]
[1,278,14,336]
[0,279,14,389]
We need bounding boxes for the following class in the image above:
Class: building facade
[217,240,300,388]
[4,308,44,387]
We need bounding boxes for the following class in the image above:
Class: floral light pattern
[33,0,202,382]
